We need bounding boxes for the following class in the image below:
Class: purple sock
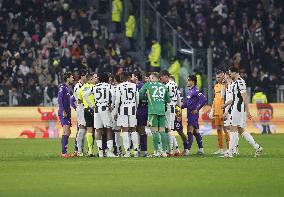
[102,134,107,150]
[188,132,193,150]
[183,142,189,150]
[140,134,147,151]
[61,135,69,154]
[193,132,203,148]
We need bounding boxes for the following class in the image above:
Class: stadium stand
[0,0,283,105]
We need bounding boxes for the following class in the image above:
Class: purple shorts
[136,109,147,126]
[187,114,199,129]
[174,119,183,132]
[59,115,71,127]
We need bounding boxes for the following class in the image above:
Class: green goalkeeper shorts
[148,114,165,128]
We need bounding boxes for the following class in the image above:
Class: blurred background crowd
[0,0,283,106]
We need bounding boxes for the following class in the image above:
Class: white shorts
[229,110,246,129]
[94,111,112,129]
[224,118,230,127]
[76,104,86,126]
[165,111,175,130]
[117,115,137,128]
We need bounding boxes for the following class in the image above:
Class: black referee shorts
[84,108,94,128]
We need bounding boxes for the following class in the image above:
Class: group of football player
[57,66,262,158]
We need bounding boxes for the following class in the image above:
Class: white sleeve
[73,86,78,101]
[110,85,115,108]
[136,85,139,108]
[114,86,120,115]
[239,80,246,94]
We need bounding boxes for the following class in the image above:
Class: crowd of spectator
[0,0,142,106]
[1,0,283,105]
[153,0,284,102]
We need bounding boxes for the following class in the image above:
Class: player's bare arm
[241,92,252,120]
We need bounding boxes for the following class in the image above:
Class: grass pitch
[0,134,284,197]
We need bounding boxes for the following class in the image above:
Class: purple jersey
[57,83,71,116]
[183,86,207,111]
[136,81,147,126]
[183,86,207,127]
[70,95,76,110]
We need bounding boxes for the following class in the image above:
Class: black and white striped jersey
[73,81,83,102]
[229,77,247,113]
[115,81,139,116]
[166,80,180,113]
[91,82,114,112]
[222,82,233,113]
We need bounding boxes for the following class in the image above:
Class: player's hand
[247,112,252,120]
[63,111,67,118]
[114,115,117,121]
[191,109,198,114]
[177,116,182,121]
[208,109,214,119]
[223,112,228,120]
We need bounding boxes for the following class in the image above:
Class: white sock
[122,132,130,151]
[167,132,174,153]
[158,132,162,152]
[76,128,86,152]
[115,132,121,148]
[107,140,113,152]
[242,131,259,149]
[96,140,102,151]
[131,131,139,151]
[234,133,239,153]
[229,132,237,155]
[173,135,179,152]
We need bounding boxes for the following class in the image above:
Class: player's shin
[140,134,147,155]
[173,136,180,153]
[160,130,168,154]
[115,132,121,149]
[167,131,174,154]
[193,131,203,149]
[74,131,79,152]
[106,128,113,150]
[217,129,224,150]
[61,125,70,154]
[228,132,237,156]
[122,131,130,154]
[61,134,69,154]
[131,131,139,157]
[187,132,193,150]
[76,128,86,153]
[225,131,230,150]
[86,132,94,155]
[241,131,259,150]
[152,131,160,153]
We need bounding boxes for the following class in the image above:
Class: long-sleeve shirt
[183,86,207,113]
[70,95,76,110]
[139,81,170,115]
[57,83,71,115]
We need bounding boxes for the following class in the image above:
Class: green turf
[0,134,284,197]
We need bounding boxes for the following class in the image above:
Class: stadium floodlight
[180,48,193,55]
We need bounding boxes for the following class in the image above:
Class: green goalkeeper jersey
[139,81,170,115]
